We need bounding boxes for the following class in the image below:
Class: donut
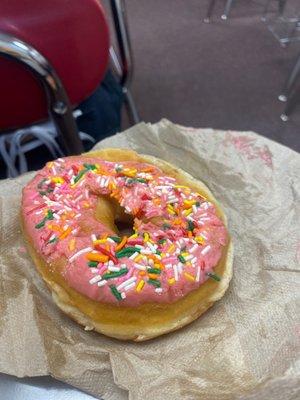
[21,148,233,341]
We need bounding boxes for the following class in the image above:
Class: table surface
[0,373,98,400]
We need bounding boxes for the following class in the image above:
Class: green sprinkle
[147,268,161,274]
[207,273,221,282]
[136,178,147,183]
[195,201,200,207]
[178,255,186,263]
[110,285,122,301]
[47,210,54,220]
[115,166,123,172]
[116,247,140,258]
[187,221,195,231]
[88,261,98,268]
[35,220,46,229]
[162,223,171,230]
[39,191,47,196]
[48,237,58,244]
[102,268,128,280]
[158,239,166,244]
[156,250,162,255]
[109,236,121,243]
[83,163,97,170]
[74,169,87,183]
[147,279,161,288]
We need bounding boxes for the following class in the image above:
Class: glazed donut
[21,148,233,341]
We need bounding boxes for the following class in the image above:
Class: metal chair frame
[0,32,84,155]
[279,51,300,121]
[109,0,140,125]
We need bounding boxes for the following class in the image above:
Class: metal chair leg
[278,0,287,16]
[110,0,140,124]
[262,0,272,21]
[279,52,300,102]
[204,0,217,23]
[221,0,235,20]
[0,32,83,155]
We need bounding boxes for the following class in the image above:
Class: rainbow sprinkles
[22,156,227,306]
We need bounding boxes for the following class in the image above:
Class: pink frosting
[22,157,227,307]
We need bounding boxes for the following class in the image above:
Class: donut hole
[114,218,135,237]
[96,195,134,236]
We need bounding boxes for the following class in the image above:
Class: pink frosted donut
[22,149,233,341]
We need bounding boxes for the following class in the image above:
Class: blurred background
[0,0,299,179]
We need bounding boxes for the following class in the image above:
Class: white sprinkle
[124,282,136,291]
[192,205,198,213]
[108,266,121,272]
[173,265,179,281]
[97,280,107,287]
[134,263,147,270]
[75,213,81,219]
[74,194,83,202]
[107,238,115,243]
[191,256,198,264]
[121,292,126,299]
[89,275,102,285]
[177,262,183,273]
[90,268,99,273]
[141,249,152,255]
[117,277,137,291]
[201,233,208,240]
[79,179,85,187]
[35,210,43,215]
[91,234,97,242]
[51,166,57,175]
[129,251,139,260]
[69,247,92,262]
[185,254,194,261]
[135,245,143,249]
[155,288,163,293]
[165,263,173,269]
[49,234,56,241]
[196,266,201,282]
[65,206,72,212]
[201,245,211,255]
[85,189,89,199]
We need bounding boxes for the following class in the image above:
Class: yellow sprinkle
[154,263,162,270]
[93,239,107,245]
[168,244,175,253]
[160,252,166,258]
[83,202,90,208]
[134,254,143,262]
[183,208,192,216]
[68,238,76,251]
[184,200,195,207]
[52,177,64,184]
[181,252,189,257]
[184,272,195,282]
[195,236,205,245]
[123,168,137,177]
[136,280,145,292]
[128,233,138,240]
[144,232,150,242]
[47,161,54,168]
[168,278,176,285]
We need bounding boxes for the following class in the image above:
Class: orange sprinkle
[59,226,72,239]
[68,238,76,251]
[115,236,127,251]
[188,231,193,238]
[86,253,109,263]
[48,224,63,233]
[184,272,195,282]
[148,273,158,280]
[139,271,146,276]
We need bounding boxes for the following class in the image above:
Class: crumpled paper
[0,119,299,400]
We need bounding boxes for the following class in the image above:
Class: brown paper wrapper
[0,119,299,400]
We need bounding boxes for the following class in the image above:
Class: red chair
[0,0,110,157]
